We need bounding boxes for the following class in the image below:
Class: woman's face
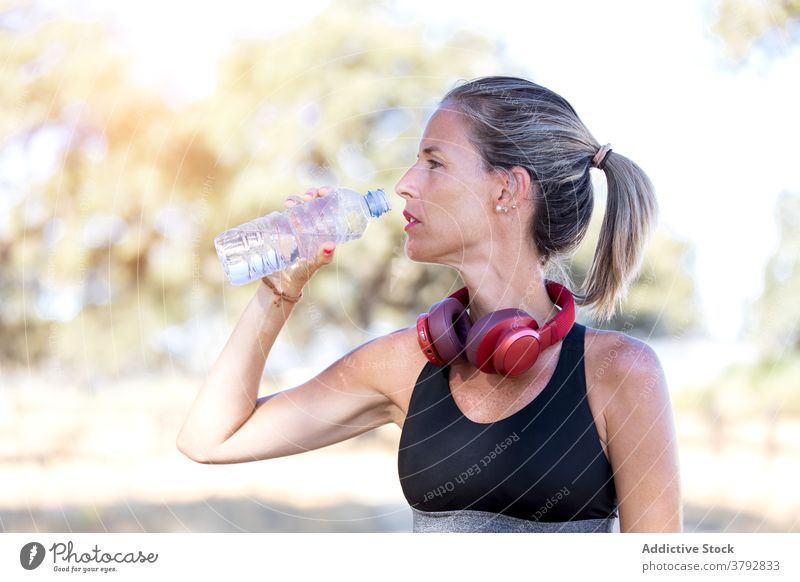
[395,106,501,266]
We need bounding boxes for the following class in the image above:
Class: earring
[495,204,516,213]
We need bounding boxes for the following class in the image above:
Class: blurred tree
[0,4,232,374]
[746,190,800,357]
[714,0,800,61]
[0,0,695,377]
[713,1,800,358]
[0,0,499,375]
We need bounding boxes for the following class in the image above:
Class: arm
[177,185,405,464]
[176,280,405,464]
[604,337,683,532]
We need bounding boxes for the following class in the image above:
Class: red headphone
[415,280,576,376]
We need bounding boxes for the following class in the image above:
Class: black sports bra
[397,322,618,523]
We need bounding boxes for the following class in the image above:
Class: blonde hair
[441,76,659,321]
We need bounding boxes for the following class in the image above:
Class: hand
[260,186,337,295]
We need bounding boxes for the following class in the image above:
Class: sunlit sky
[46,0,800,342]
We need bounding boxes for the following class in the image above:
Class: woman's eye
[427,159,442,169]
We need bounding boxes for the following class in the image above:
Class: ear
[495,166,531,205]
[509,166,531,198]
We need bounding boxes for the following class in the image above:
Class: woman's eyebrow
[417,146,444,157]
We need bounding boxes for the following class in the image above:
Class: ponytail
[578,151,659,321]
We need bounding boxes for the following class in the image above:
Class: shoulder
[351,325,424,369]
[582,326,670,427]
[583,326,664,385]
[343,325,428,420]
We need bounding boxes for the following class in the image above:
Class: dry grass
[1,370,798,532]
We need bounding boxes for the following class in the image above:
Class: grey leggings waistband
[411,507,618,533]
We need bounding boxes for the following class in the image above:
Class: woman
[177,76,682,533]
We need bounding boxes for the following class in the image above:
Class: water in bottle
[214,187,391,285]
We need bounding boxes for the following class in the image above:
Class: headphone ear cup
[416,312,445,365]
[493,327,542,377]
[465,308,537,373]
[426,297,472,364]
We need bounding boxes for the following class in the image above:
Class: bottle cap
[363,188,391,218]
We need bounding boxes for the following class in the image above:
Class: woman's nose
[395,167,417,200]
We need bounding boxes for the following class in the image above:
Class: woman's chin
[404,240,443,265]
[403,238,425,262]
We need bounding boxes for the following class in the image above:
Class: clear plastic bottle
[214,187,391,285]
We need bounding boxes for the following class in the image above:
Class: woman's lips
[403,209,421,231]
[404,218,420,231]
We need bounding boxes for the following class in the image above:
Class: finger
[284,195,303,207]
[319,241,336,260]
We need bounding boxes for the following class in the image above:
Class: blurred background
[1,0,798,533]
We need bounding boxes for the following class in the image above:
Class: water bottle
[214,187,391,285]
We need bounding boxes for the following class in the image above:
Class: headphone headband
[417,279,576,375]
[445,279,573,342]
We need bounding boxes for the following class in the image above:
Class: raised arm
[176,186,407,464]
[176,280,405,464]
